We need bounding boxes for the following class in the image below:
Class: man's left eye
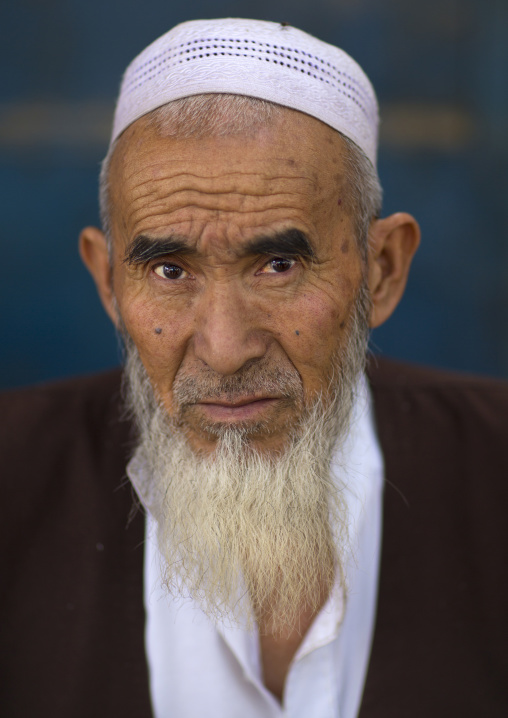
[259,257,296,274]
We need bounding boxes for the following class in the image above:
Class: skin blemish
[295,330,300,336]
[340,240,349,254]
[154,327,162,335]
[337,198,342,206]
[339,321,346,329]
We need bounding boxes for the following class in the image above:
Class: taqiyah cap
[112,18,379,167]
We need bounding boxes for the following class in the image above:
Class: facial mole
[154,327,162,335]
[339,321,346,329]
[340,240,349,254]
[337,198,342,206]
[295,330,300,336]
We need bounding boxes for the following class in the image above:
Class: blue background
[1,0,507,388]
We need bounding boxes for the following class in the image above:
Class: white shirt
[127,376,384,718]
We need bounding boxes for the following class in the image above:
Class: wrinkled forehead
[110,105,349,189]
[107,108,352,249]
[110,108,346,209]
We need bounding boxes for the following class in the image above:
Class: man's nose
[192,283,267,375]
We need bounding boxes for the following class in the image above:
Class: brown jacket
[1,358,507,716]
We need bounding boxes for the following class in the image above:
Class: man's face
[108,110,366,454]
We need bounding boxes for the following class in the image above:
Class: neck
[256,579,332,703]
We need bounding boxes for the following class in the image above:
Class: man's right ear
[79,226,119,327]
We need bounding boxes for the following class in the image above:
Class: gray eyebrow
[124,235,191,265]
[124,228,315,265]
[242,229,315,259]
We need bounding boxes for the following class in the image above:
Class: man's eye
[260,257,296,274]
[153,263,187,280]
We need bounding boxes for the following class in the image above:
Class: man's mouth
[191,396,281,423]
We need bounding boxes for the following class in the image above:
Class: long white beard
[123,285,370,633]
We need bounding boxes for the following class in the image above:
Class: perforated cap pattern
[112,19,379,167]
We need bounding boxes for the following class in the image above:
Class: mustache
[171,360,304,407]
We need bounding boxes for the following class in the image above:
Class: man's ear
[79,226,119,327]
[367,212,420,328]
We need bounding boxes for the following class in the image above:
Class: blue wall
[1,0,507,388]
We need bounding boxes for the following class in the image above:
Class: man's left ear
[367,212,420,328]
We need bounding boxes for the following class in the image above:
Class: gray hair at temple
[98,94,382,261]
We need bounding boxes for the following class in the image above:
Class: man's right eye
[153,264,187,280]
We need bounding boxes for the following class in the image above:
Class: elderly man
[2,18,507,718]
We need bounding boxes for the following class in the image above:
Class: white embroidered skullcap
[112,18,379,167]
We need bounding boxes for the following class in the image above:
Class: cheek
[118,289,190,391]
[277,290,351,389]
